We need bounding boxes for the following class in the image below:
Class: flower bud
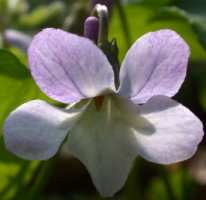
[90,0,112,15]
[4,29,31,53]
[84,16,99,43]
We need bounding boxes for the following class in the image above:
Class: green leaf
[142,0,174,7]
[145,166,194,200]
[110,4,206,62]
[0,49,55,200]
[18,2,65,28]
[123,0,174,6]
[153,6,206,50]
[173,0,206,16]
[190,18,206,50]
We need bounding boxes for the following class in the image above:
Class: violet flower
[3,28,203,197]
[4,29,31,53]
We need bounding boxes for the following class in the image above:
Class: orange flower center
[94,96,104,110]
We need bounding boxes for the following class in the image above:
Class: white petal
[118,95,204,164]
[66,96,140,197]
[66,95,203,196]
[3,100,86,160]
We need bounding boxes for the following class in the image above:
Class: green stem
[91,4,120,88]
[181,164,196,200]
[92,4,109,45]
[124,158,142,200]
[27,158,55,200]
[114,0,132,48]
[159,166,177,200]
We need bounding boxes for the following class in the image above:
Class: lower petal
[66,96,141,197]
[3,100,85,160]
[66,95,203,196]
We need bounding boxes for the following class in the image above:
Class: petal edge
[118,29,190,104]
[3,100,84,160]
[28,28,115,103]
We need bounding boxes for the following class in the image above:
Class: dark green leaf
[110,4,206,62]
[152,6,206,50]
[18,2,65,28]
[0,49,55,200]
[173,0,206,16]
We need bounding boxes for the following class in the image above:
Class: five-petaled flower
[3,28,204,197]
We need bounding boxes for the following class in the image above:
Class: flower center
[94,96,104,110]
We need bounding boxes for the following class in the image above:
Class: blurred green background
[0,0,206,199]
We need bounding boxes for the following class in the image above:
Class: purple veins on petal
[118,29,190,104]
[2,26,204,198]
[28,28,115,104]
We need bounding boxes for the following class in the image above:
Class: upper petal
[28,28,115,104]
[66,96,140,197]
[3,100,85,160]
[118,95,203,164]
[118,29,190,103]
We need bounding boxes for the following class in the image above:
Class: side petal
[28,28,115,104]
[66,96,142,197]
[118,95,203,164]
[3,100,85,160]
[118,29,190,104]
